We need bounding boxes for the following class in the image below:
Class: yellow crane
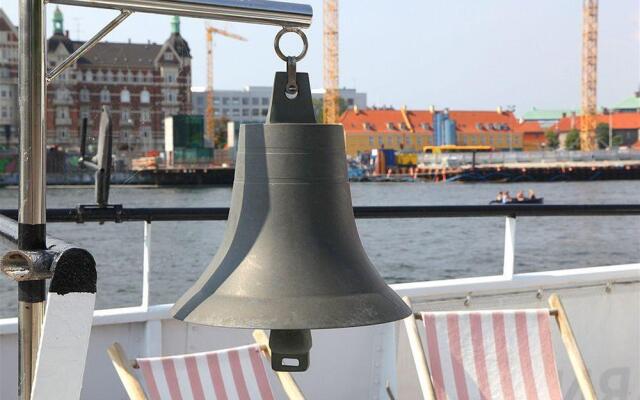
[205,26,247,147]
[323,0,339,124]
[580,0,598,151]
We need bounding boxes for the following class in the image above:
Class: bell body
[172,122,411,329]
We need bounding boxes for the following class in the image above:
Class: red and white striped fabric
[421,309,563,400]
[137,344,275,400]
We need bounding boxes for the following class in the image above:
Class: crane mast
[323,0,339,124]
[580,0,598,151]
[205,26,246,147]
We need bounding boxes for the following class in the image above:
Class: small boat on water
[489,197,544,205]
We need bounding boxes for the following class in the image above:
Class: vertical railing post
[142,221,151,309]
[141,221,162,357]
[16,0,47,398]
[503,215,516,279]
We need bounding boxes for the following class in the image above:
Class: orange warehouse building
[340,107,522,157]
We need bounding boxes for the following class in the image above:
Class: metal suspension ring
[274,27,308,62]
[274,27,308,98]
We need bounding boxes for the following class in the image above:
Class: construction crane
[580,0,598,151]
[323,0,339,124]
[205,26,246,147]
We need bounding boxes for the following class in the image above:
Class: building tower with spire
[44,11,192,155]
[53,6,64,35]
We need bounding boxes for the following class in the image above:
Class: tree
[313,97,350,123]
[544,131,559,150]
[595,122,622,149]
[213,116,230,149]
[565,129,580,150]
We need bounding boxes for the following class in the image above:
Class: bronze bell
[172,72,411,371]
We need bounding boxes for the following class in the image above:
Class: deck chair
[108,330,305,400]
[402,294,597,400]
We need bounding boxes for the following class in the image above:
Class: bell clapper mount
[274,27,308,99]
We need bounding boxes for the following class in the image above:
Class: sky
[3,0,639,115]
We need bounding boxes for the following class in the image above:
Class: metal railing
[2,204,640,308]
[421,149,640,166]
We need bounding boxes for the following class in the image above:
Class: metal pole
[18,0,47,397]
[503,216,516,279]
[609,112,613,149]
[49,0,313,27]
[46,10,132,83]
[18,282,45,400]
[142,221,151,309]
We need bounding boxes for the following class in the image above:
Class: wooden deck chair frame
[107,329,305,400]
[402,293,598,400]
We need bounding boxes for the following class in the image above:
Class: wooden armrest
[548,294,597,400]
[107,342,147,400]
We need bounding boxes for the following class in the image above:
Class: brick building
[0,8,18,148]
[340,107,521,156]
[46,8,192,154]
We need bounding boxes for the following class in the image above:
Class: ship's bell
[172,72,411,371]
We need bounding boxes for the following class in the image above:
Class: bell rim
[172,306,412,330]
[171,291,413,330]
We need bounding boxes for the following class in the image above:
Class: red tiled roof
[340,108,518,134]
[556,113,640,132]
[339,109,424,133]
[447,111,518,134]
[515,121,545,134]
[406,111,435,133]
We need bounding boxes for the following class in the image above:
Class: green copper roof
[613,95,640,110]
[53,6,63,35]
[521,109,575,121]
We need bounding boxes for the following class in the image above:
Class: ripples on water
[0,181,638,316]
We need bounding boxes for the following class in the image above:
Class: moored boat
[489,197,544,204]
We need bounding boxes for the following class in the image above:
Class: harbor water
[0,180,638,317]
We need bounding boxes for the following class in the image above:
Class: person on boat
[516,191,525,202]
[502,191,511,204]
[528,189,536,200]
[496,192,503,202]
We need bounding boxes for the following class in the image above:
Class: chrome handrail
[49,0,313,27]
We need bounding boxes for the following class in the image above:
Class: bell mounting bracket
[273,28,310,104]
[267,28,316,125]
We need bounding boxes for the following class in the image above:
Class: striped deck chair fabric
[421,309,563,400]
[136,344,275,400]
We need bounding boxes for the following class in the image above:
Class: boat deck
[0,263,636,399]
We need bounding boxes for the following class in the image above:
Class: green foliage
[613,135,623,147]
[0,158,9,173]
[312,98,323,121]
[313,97,350,123]
[544,131,559,150]
[595,123,623,149]
[213,116,230,149]
[565,129,581,150]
